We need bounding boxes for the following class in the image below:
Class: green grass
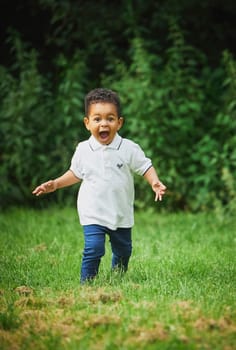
[0,207,235,349]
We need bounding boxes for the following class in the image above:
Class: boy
[32,88,166,282]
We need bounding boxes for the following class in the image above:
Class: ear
[117,117,124,130]
[84,117,90,130]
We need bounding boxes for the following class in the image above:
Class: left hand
[152,181,167,201]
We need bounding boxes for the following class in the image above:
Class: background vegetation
[1,0,236,212]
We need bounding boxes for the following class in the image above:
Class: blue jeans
[81,224,132,282]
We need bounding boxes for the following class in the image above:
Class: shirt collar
[89,133,122,151]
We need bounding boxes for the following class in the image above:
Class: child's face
[84,102,123,145]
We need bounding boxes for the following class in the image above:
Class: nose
[100,119,108,127]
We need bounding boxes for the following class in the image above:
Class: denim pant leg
[109,227,132,272]
[81,225,106,282]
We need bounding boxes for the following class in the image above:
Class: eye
[93,117,100,123]
[108,116,115,122]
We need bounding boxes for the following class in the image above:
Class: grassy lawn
[0,207,235,349]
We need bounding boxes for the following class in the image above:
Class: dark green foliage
[0,13,235,212]
[0,34,87,207]
[103,23,236,211]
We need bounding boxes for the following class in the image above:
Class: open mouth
[99,131,109,140]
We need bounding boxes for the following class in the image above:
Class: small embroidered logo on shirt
[117,163,123,169]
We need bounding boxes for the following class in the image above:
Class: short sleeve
[130,143,152,176]
[70,144,84,179]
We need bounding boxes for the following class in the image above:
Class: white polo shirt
[70,133,152,230]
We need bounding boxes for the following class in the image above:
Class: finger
[158,182,166,190]
[155,191,164,201]
[36,190,43,196]
[32,186,45,195]
[32,187,41,194]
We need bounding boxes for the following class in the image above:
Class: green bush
[193,51,236,214]
[0,34,87,207]
[0,26,235,213]
[103,23,236,212]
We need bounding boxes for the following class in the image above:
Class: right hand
[32,180,57,196]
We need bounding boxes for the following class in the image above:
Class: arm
[32,170,80,196]
[143,166,167,201]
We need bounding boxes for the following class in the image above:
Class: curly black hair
[84,88,121,117]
